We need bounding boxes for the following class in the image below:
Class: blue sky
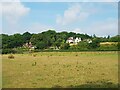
[2,1,118,36]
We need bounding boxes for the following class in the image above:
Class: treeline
[1,30,120,54]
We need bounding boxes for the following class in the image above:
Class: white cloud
[73,28,85,34]
[23,23,75,34]
[1,0,30,34]
[2,0,30,24]
[83,19,118,36]
[24,23,54,34]
[56,3,91,26]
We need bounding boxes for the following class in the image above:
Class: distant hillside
[0,30,120,54]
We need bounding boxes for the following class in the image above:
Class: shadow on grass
[67,81,118,88]
[52,80,119,90]
[2,80,119,90]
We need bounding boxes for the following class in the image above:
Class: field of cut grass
[0,55,2,89]
[2,51,118,88]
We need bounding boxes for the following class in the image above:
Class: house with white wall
[74,37,82,44]
[66,37,74,44]
[66,37,81,45]
[84,39,92,43]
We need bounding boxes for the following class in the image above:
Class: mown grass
[2,51,118,88]
[0,55,2,89]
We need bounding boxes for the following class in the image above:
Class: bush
[2,49,16,54]
[98,44,118,51]
[33,54,37,57]
[60,43,70,50]
[36,42,47,49]
[8,54,14,59]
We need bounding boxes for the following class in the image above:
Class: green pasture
[2,52,118,88]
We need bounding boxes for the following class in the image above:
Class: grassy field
[2,51,118,88]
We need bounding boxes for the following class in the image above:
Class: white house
[74,37,82,44]
[66,37,81,45]
[66,37,74,44]
[23,42,36,50]
[85,39,92,43]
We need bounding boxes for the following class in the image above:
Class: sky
[1,0,119,37]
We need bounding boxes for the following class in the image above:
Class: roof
[67,37,74,40]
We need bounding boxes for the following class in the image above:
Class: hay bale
[33,54,37,57]
[32,62,37,66]
[75,54,78,56]
[8,54,14,59]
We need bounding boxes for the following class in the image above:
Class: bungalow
[66,37,82,45]
[23,42,36,50]
[75,37,82,44]
[85,39,92,43]
[66,37,74,44]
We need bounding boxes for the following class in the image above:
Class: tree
[88,38,100,49]
[2,34,24,49]
[11,33,24,48]
[0,34,2,49]
[107,35,110,39]
[3,30,117,52]
[42,30,56,47]
[93,34,96,38]
[60,43,70,50]
[77,41,88,50]
[30,33,44,45]
[54,39,62,48]
[68,32,76,38]
[36,41,47,49]
[2,34,9,49]
[22,32,32,43]
[110,35,120,42]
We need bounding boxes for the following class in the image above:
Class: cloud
[24,23,54,34]
[2,0,30,34]
[27,23,72,34]
[56,3,91,26]
[2,0,30,24]
[23,23,75,34]
[83,19,118,36]
[73,28,85,34]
